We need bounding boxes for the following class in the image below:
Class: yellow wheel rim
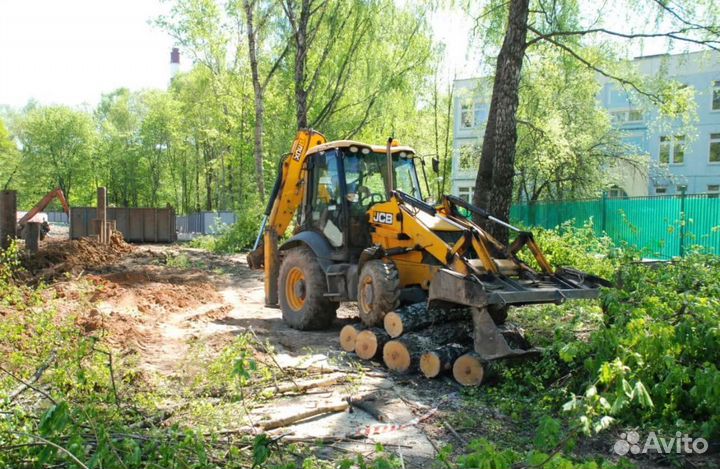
[285,267,306,311]
[359,276,374,313]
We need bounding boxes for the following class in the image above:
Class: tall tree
[473,0,529,244]
[470,0,720,243]
[18,105,96,204]
[238,0,288,199]
[0,119,20,190]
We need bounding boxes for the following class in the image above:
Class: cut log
[355,328,390,360]
[452,352,493,386]
[340,323,365,352]
[383,321,473,373]
[383,302,470,338]
[420,343,468,378]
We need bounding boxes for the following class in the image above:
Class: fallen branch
[259,402,350,431]
[347,395,389,422]
[442,419,467,446]
[261,374,345,396]
[2,351,57,405]
[11,432,89,469]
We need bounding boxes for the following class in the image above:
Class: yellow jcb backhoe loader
[247,129,608,361]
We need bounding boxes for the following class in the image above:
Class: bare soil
[20,238,671,467]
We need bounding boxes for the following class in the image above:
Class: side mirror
[432,157,440,174]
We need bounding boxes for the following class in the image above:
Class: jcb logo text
[373,212,394,225]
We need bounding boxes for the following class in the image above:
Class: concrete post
[0,190,17,250]
[25,222,41,253]
[97,187,107,244]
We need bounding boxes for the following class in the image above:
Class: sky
[0,0,177,108]
[0,1,478,109]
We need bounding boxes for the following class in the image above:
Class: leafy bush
[525,220,620,279]
[454,437,632,469]
[563,252,720,439]
[189,201,263,254]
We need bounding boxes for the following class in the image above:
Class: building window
[611,109,644,125]
[458,144,481,172]
[708,184,719,198]
[458,186,473,203]
[460,103,473,128]
[713,80,720,111]
[659,135,685,165]
[608,185,628,198]
[676,184,687,194]
[710,133,720,163]
[460,102,486,129]
[655,186,667,195]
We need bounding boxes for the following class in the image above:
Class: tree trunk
[243,0,266,199]
[287,0,311,129]
[452,352,494,386]
[383,321,473,373]
[419,343,469,379]
[472,0,530,244]
[383,302,470,338]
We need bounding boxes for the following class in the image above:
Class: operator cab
[302,140,422,259]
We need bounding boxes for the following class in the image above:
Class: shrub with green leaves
[189,202,263,254]
[564,252,720,439]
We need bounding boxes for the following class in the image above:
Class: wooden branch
[261,374,344,395]
[528,26,661,103]
[347,395,389,422]
[3,351,57,404]
[259,402,349,431]
[527,25,720,51]
[11,432,89,469]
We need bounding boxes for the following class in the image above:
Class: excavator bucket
[428,267,606,361]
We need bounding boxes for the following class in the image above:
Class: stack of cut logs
[340,302,491,386]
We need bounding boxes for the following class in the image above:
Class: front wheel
[278,247,337,330]
[357,260,400,326]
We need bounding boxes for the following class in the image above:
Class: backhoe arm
[17,187,70,226]
[247,129,327,306]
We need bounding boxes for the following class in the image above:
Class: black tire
[278,247,338,330]
[357,260,400,326]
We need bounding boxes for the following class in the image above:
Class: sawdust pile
[24,231,134,277]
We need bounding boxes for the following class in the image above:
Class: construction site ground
[20,234,480,466]
[13,230,638,467]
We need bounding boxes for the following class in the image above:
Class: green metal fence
[510,193,720,258]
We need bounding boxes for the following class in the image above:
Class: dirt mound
[24,231,133,277]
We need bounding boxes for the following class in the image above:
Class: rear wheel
[279,247,337,330]
[357,260,400,326]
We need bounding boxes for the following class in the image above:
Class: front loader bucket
[428,269,544,361]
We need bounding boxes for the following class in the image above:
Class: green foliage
[454,437,631,469]
[514,47,645,201]
[570,253,720,438]
[17,105,96,205]
[189,202,263,253]
[522,220,620,279]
